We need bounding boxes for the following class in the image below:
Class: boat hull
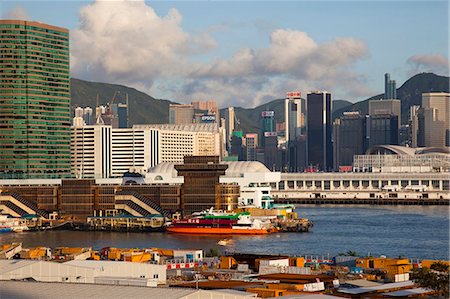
[166,226,271,235]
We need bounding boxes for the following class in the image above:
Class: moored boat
[166,210,276,235]
[0,215,29,233]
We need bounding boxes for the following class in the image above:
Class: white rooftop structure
[0,281,256,299]
[144,161,281,188]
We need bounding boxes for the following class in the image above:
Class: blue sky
[2,0,449,107]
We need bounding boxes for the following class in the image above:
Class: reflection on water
[1,205,448,260]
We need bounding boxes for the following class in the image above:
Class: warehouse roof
[0,281,256,299]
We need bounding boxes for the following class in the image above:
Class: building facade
[71,124,220,178]
[417,92,450,147]
[0,20,71,179]
[245,133,258,161]
[174,156,239,214]
[306,91,333,171]
[169,104,194,125]
[384,73,397,100]
[333,112,366,170]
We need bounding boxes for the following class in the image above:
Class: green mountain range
[71,72,449,132]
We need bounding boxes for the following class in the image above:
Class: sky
[2,0,449,108]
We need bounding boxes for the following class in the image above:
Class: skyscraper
[224,107,235,151]
[417,92,450,147]
[306,91,333,171]
[284,92,303,143]
[0,20,71,179]
[117,102,129,128]
[260,110,275,147]
[285,92,306,171]
[169,104,194,124]
[366,114,399,148]
[245,133,258,161]
[333,112,366,170]
[369,99,401,127]
[384,73,397,100]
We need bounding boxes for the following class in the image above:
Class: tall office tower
[260,111,275,147]
[224,107,235,151]
[369,99,401,127]
[117,102,129,128]
[0,20,71,179]
[285,92,306,171]
[169,104,194,124]
[333,112,366,170]
[83,107,93,125]
[263,132,279,171]
[306,91,333,171]
[366,114,399,148]
[384,73,397,100]
[419,92,450,147]
[245,133,258,161]
[284,92,303,143]
[230,131,244,161]
[409,105,420,147]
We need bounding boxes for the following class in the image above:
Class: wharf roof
[341,279,382,287]
[0,281,197,299]
[384,287,433,297]
[338,280,414,294]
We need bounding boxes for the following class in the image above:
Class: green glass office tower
[0,20,71,179]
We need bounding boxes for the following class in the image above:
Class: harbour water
[1,205,448,260]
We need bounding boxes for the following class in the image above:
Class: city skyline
[2,0,448,108]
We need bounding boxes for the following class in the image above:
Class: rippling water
[1,205,448,260]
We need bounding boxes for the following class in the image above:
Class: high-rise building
[285,92,306,171]
[419,92,450,147]
[284,92,303,143]
[333,112,366,170]
[169,104,194,124]
[306,91,333,171]
[0,20,71,179]
[245,133,258,161]
[83,107,94,125]
[224,107,235,151]
[366,114,399,148]
[409,105,420,147]
[263,132,279,171]
[261,111,275,147]
[230,131,244,161]
[72,124,220,178]
[117,102,129,128]
[369,99,401,127]
[384,73,397,100]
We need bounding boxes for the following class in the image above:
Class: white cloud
[71,0,370,107]
[3,6,29,20]
[407,54,449,76]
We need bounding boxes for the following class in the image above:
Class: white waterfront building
[71,124,221,179]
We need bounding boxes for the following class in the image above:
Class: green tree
[411,262,449,298]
